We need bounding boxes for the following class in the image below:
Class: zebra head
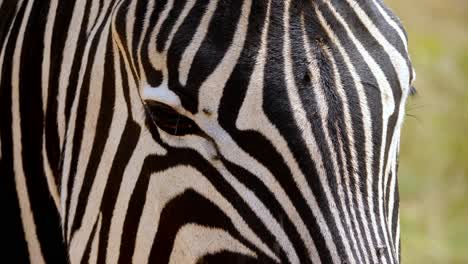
[110,0,415,263]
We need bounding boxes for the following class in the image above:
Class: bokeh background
[386,0,468,263]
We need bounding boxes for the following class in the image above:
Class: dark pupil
[145,101,202,136]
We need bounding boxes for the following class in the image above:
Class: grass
[385,0,468,262]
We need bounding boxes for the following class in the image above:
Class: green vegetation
[386,0,468,263]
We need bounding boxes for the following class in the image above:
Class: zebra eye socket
[145,101,203,136]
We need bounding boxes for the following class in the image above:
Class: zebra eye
[145,101,203,136]
[409,85,417,96]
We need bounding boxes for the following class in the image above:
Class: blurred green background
[386,0,468,263]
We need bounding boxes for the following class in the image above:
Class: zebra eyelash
[409,85,417,96]
[144,101,204,136]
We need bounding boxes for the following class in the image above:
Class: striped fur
[0,0,415,263]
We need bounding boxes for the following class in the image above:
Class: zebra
[0,0,416,263]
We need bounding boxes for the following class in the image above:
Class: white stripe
[135,0,155,86]
[0,1,24,162]
[66,24,109,242]
[370,0,409,51]
[144,0,174,74]
[195,1,301,262]
[344,1,412,260]
[41,0,61,211]
[0,1,23,55]
[68,84,125,263]
[57,0,89,151]
[11,0,46,262]
[164,0,196,52]
[322,5,397,263]
[197,0,250,115]
[395,211,400,257]
[93,36,171,264]
[106,120,167,264]
[315,6,379,264]
[109,1,143,118]
[131,165,275,263]
[125,1,138,55]
[282,3,353,263]
[67,33,126,263]
[62,0,115,239]
[191,120,301,263]
[86,0,101,35]
[386,140,398,242]
[179,114,304,262]
[88,213,102,264]
[117,0,140,81]
[217,161,299,264]
[135,0,195,97]
[301,18,361,264]
[41,0,57,112]
[236,3,336,262]
[178,0,219,86]
[321,46,371,264]
[137,0,174,103]
[169,224,256,263]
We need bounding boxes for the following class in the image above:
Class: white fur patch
[142,84,181,107]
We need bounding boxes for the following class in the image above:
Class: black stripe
[0,1,30,261]
[216,1,332,262]
[119,146,282,263]
[113,0,140,85]
[149,190,272,263]
[315,30,378,259]
[156,0,187,52]
[18,0,68,261]
[0,0,19,49]
[198,250,262,264]
[332,2,403,207]
[131,0,149,79]
[96,120,141,264]
[46,0,77,187]
[80,213,100,264]
[62,0,93,130]
[166,0,211,112]
[65,5,113,242]
[181,0,243,113]
[70,37,115,236]
[139,0,168,87]
[316,2,384,252]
